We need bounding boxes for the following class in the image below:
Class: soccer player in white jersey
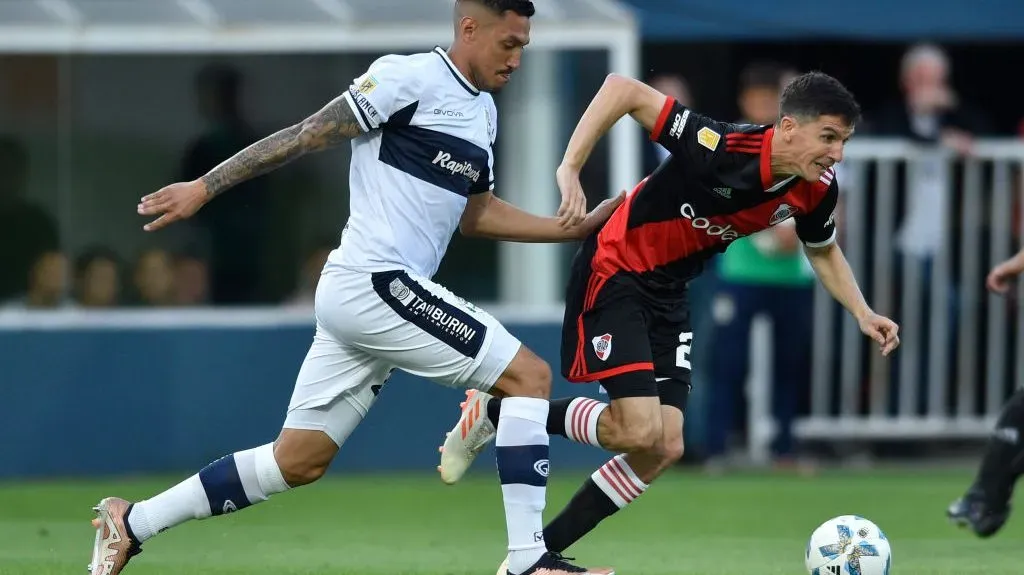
[89,2,619,574]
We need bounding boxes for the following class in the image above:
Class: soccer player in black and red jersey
[439,71,901,568]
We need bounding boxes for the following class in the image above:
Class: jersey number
[676,332,693,370]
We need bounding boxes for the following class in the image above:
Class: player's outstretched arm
[460,190,624,243]
[137,95,362,231]
[804,241,900,356]
[555,74,667,228]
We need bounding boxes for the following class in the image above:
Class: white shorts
[283,266,521,445]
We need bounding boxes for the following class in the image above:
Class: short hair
[457,0,535,17]
[779,71,861,127]
[75,246,121,279]
[738,61,785,94]
[900,43,949,78]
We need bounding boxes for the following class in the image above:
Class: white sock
[590,454,649,509]
[127,443,289,542]
[563,397,607,447]
[495,397,550,574]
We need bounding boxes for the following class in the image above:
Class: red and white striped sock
[590,454,649,508]
[563,397,607,448]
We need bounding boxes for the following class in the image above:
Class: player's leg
[948,386,1024,537]
[88,318,381,575]
[541,296,693,553]
[355,269,609,575]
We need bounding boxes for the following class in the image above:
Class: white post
[497,49,561,305]
[607,28,642,197]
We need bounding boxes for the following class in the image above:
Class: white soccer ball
[805,515,892,575]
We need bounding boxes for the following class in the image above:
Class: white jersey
[328,47,498,279]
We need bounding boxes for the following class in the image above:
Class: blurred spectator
[867,43,992,410]
[132,248,176,307]
[645,74,693,173]
[0,136,60,302]
[74,247,122,308]
[706,62,815,471]
[3,250,72,309]
[180,64,271,305]
[173,249,211,306]
[287,237,335,308]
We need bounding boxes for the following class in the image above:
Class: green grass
[2,468,1020,574]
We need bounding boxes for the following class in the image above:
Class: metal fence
[747,138,1024,461]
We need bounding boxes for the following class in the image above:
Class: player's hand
[571,190,626,239]
[137,180,208,232]
[986,258,1024,294]
[858,312,900,356]
[556,163,587,228]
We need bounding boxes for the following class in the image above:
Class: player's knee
[659,434,685,465]
[495,348,552,399]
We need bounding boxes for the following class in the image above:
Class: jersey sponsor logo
[434,108,465,118]
[697,126,721,151]
[432,151,482,183]
[358,75,378,95]
[712,187,732,199]
[769,203,799,226]
[680,202,743,242]
[824,208,836,228]
[592,333,613,361]
[669,109,690,139]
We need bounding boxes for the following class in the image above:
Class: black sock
[486,397,573,438]
[542,478,621,553]
[975,388,1024,504]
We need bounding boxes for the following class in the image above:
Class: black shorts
[560,242,692,413]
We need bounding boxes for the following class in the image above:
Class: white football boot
[437,389,496,484]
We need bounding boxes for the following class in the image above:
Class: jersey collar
[433,46,480,97]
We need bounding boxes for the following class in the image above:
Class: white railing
[747,138,1024,463]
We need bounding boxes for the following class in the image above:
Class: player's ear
[458,16,479,43]
[778,115,798,141]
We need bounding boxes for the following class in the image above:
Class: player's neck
[767,129,801,182]
[444,45,483,91]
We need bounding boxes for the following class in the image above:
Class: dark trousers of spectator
[705,281,813,459]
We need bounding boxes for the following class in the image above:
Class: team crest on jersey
[358,75,378,95]
[697,126,721,151]
[769,203,799,226]
[592,333,613,361]
[389,278,411,300]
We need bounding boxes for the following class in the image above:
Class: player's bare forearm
[201,95,362,198]
[561,74,667,171]
[804,241,872,321]
[460,193,578,242]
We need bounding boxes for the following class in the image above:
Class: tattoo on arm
[201,95,364,198]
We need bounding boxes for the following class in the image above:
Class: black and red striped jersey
[589,96,838,291]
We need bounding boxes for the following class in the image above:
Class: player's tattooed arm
[201,95,362,198]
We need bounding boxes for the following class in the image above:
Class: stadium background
[2,1,1024,573]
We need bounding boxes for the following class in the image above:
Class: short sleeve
[795,173,838,247]
[479,96,497,193]
[342,56,418,133]
[649,97,728,172]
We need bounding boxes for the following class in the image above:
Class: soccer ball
[805,515,892,575]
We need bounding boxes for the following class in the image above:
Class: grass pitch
[2,467,1021,574]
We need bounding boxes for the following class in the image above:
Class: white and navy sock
[486,396,607,448]
[127,443,290,542]
[495,397,550,575]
